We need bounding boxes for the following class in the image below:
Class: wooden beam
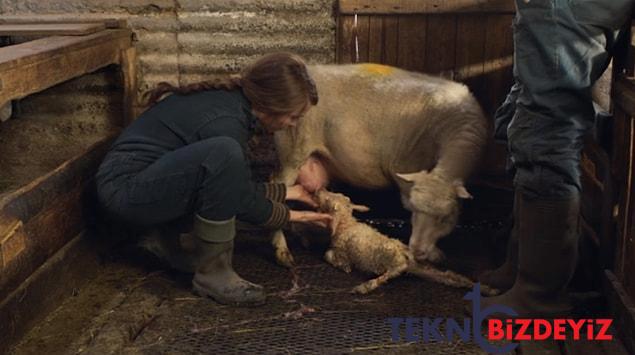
[0,18,127,29]
[0,23,106,36]
[0,233,104,355]
[338,0,515,15]
[614,75,635,118]
[120,46,139,126]
[604,270,635,354]
[0,134,115,301]
[0,29,132,106]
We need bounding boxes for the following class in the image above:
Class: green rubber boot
[190,215,266,306]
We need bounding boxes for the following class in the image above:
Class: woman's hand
[289,210,332,229]
[285,184,318,208]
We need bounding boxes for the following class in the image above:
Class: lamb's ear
[352,204,370,212]
[454,183,473,199]
[395,172,419,183]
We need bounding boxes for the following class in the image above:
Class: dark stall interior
[1,1,634,354]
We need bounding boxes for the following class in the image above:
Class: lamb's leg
[351,263,408,294]
[407,263,499,296]
[324,248,352,273]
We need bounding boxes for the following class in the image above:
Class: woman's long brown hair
[143,52,318,116]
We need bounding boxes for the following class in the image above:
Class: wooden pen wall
[607,13,635,351]
[336,0,515,119]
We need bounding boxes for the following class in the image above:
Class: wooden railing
[607,15,635,354]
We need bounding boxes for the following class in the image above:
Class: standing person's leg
[480,0,621,317]
[493,82,521,142]
[110,136,266,305]
[479,78,522,291]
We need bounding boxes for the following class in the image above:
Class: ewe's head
[395,170,472,263]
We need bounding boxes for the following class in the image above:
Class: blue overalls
[496,0,632,198]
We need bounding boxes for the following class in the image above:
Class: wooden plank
[338,0,515,14]
[383,16,399,66]
[627,23,635,77]
[614,76,635,118]
[626,149,635,299]
[356,15,370,63]
[396,15,426,71]
[338,15,371,63]
[482,14,514,116]
[0,217,25,268]
[604,270,635,355]
[454,15,487,112]
[0,29,132,107]
[368,15,383,63]
[364,15,398,65]
[120,46,139,126]
[0,233,103,355]
[0,135,115,301]
[0,182,86,299]
[582,138,616,269]
[337,15,355,63]
[0,29,130,71]
[0,23,105,36]
[424,15,457,78]
[611,113,631,279]
[581,152,605,235]
[0,18,127,29]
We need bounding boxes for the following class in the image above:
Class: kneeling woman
[96,52,331,306]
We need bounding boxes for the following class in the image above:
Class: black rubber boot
[480,191,579,318]
[190,215,266,306]
[478,191,520,292]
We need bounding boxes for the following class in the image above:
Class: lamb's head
[396,170,472,263]
[315,190,369,235]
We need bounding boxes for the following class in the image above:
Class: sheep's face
[316,190,355,216]
[396,171,471,263]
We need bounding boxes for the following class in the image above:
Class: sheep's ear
[395,172,418,183]
[454,184,473,199]
[352,204,370,212]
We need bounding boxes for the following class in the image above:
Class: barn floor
[8,186,630,354]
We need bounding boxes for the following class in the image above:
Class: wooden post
[120,46,138,126]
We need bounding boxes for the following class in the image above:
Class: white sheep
[315,189,497,295]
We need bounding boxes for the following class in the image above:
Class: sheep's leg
[351,263,408,294]
[324,248,352,273]
[271,167,301,268]
[406,263,499,295]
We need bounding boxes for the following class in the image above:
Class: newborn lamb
[315,189,497,295]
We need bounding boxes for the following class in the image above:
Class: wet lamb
[316,189,497,295]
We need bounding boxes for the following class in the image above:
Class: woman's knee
[201,137,247,173]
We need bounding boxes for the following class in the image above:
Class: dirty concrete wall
[0,0,336,123]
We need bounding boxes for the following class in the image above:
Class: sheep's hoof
[275,248,295,268]
[351,284,371,294]
[415,246,446,264]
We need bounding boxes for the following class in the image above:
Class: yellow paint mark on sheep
[359,63,395,76]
